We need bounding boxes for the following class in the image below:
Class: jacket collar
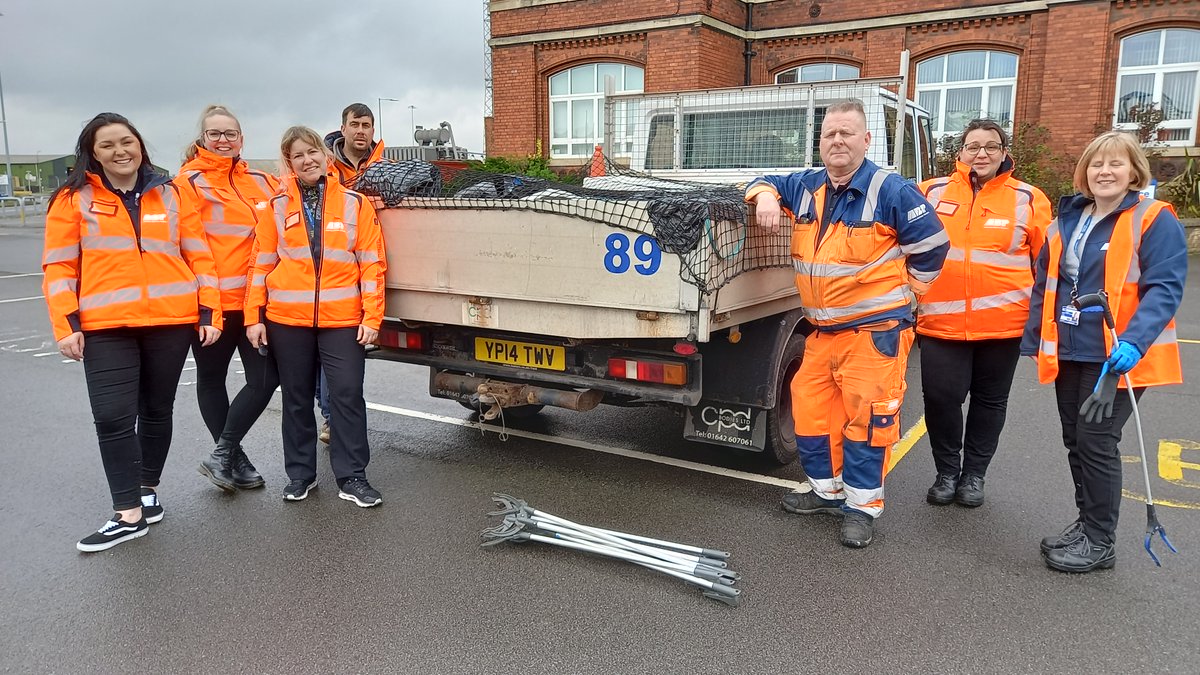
[180,143,243,174]
[1056,190,1142,233]
[954,155,1014,190]
[87,165,169,196]
[799,158,881,194]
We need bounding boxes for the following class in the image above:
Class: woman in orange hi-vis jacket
[42,112,222,553]
[245,126,387,507]
[917,119,1051,509]
[175,105,280,494]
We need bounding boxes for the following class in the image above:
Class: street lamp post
[35,151,41,193]
[408,105,417,144]
[0,71,14,199]
[377,97,400,142]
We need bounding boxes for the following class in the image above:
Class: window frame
[914,50,1019,136]
[1113,28,1200,146]
[548,63,645,160]
[774,63,862,84]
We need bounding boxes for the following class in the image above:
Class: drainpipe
[743,2,755,86]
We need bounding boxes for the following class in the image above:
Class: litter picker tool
[1072,291,1178,566]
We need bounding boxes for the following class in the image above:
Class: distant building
[486,0,1200,169]
[1,154,72,195]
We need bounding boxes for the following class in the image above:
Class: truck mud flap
[683,401,767,451]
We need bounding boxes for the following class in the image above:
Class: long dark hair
[50,112,154,205]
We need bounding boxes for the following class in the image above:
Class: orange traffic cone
[589,144,606,177]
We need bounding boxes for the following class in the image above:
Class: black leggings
[82,325,194,510]
[192,310,280,447]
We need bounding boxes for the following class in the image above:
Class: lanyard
[1072,211,1095,261]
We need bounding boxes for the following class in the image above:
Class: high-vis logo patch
[255,201,269,210]
[326,221,345,232]
[935,201,959,217]
[906,204,928,222]
[143,213,167,222]
[983,218,1010,229]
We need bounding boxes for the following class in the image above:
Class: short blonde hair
[279,126,330,173]
[1073,131,1152,198]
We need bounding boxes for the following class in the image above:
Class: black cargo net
[353,156,792,294]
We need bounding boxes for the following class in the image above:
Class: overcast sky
[0,0,487,166]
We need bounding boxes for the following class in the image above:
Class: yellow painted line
[887,415,927,473]
[1121,489,1200,510]
[1179,338,1200,344]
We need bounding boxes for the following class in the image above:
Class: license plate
[474,337,566,371]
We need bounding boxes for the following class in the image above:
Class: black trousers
[191,310,280,447]
[82,325,193,510]
[266,321,369,485]
[1054,360,1143,545]
[920,336,1021,478]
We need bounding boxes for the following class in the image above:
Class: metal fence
[0,195,49,222]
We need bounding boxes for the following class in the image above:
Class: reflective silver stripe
[219,276,247,290]
[81,235,137,250]
[43,244,80,264]
[342,193,359,250]
[971,250,1030,268]
[361,280,378,293]
[907,266,941,284]
[280,246,310,260]
[268,289,315,303]
[78,186,102,236]
[793,247,903,278]
[917,299,967,316]
[193,275,218,289]
[249,173,275,197]
[900,229,949,256]
[1046,218,1059,239]
[148,280,198,298]
[179,237,207,253]
[1126,198,1157,285]
[971,286,1032,311]
[159,186,180,243]
[79,286,142,310]
[356,250,380,264]
[273,197,289,239]
[805,286,912,321]
[1040,338,1057,356]
[256,252,279,266]
[142,239,182,256]
[797,190,813,217]
[1153,326,1177,346]
[945,246,965,262]
[251,273,268,286]
[322,248,356,264]
[858,170,889,221]
[925,178,952,207]
[47,278,78,295]
[1046,277,1058,293]
[320,285,361,302]
[205,222,254,237]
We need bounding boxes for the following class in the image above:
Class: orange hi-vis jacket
[327,132,386,188]
[1034,197,1183,388]
[917,160,1051,340]
[245,175,386,330]
[174,145,280,312]
[42,172,222,341]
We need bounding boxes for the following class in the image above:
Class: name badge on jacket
[1059,305,1081,326]
[285,212,301,230]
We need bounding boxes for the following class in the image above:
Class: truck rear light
[607,357,688,385]
[377,326,425,350]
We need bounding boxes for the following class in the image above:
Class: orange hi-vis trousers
[791,320,915,517]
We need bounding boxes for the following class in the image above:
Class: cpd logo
[700,406,751,432]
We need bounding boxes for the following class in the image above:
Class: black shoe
[140,487,164,524]
[1040,521,1084,556]
[1044,532,1115,573]
[198,443,237,492]
[955,474,985,508]
[283,479,317,501]
[781,488,844,515]
[926,473,958,505]
[338,477,382,508]
[77,514,148,553]
[230,447,265,489]
[840,509,874,548]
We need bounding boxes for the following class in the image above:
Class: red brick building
[486,0,1200,168]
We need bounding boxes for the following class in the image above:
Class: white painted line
[0,335,39,344]
[33,351,58,357]
[365,401,808,491]
[182,366,196,371]
[0,273,43,279]
[0,296,42,304]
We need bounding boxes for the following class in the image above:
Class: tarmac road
[2,221,1199,674]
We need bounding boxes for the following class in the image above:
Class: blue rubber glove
[1107,340,1142,374]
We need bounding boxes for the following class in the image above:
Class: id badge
[1058,305,1081,326]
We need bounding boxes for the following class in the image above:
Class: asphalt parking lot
[2,221,1198,673]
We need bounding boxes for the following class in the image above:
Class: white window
[1114,28,1200,145]
[549,63,644,159]
[915,51,1018,136]
[775,63,860,84]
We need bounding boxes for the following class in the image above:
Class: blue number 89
[604,233,661,276]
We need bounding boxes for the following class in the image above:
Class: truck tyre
[762,331,805,466]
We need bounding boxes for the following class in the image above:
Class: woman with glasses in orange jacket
[917,119,1052,509]
[43,112,222,552]
[245,126,387,507]
[175,105,280,493]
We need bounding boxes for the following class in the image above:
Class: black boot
[955,474,985,508]
[198,442,237,492]
[1044,532,1115,573]
[230,446,265,489]
[926,473,958,505]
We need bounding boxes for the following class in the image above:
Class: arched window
[775,63,861,84]
[914,50,1018,136]
[1114,28,1200,145]
[549,63,644,159]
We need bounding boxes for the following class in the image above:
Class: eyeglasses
[203,129,241,142]
[962,143,1004,156]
